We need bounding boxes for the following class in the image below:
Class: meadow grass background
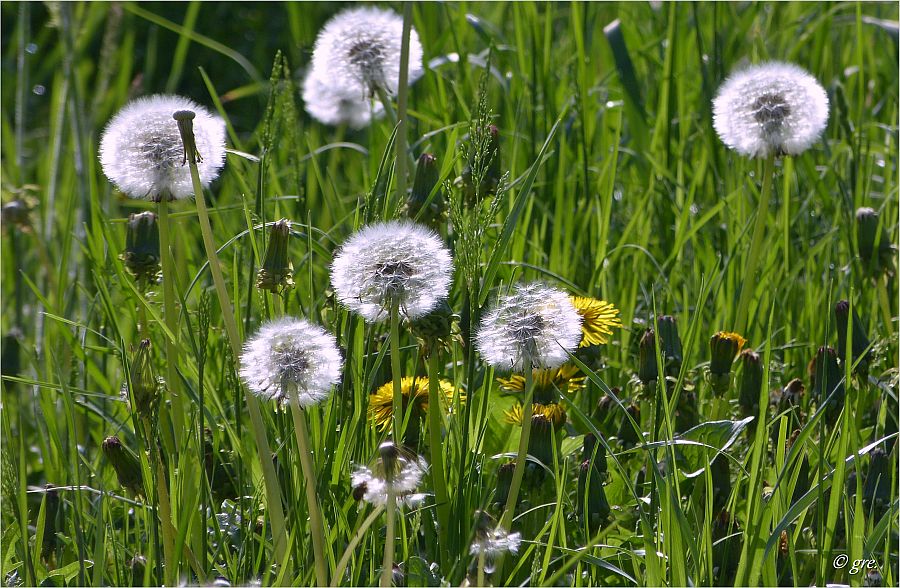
[1,1,898,586]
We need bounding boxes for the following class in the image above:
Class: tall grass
[2,2,898,587]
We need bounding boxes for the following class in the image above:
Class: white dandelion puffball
[712,61,829,158]
[351,443,427,507]
[239,317,342,405]
[302,68,385,130]
[99,94,226,201]
[469,528,522,558]
[330,221,453,322]
[476,283,583,372]
[311,6,424,97]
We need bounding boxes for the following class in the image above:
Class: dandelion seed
[569,296,622,347]
[712,62,829,158]
[302,68,385,129]
[238,318,342,405]
[99,94,226,201]
[350,442,427,507]
[330,221,453,322]
[368,376,460,431]
[310,6,423,98]
[476,283,583,372]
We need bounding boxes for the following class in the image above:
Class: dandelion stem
[877,279,894,338]
[381,491,396,588]
[390,297,404,443]
[332,505,385,587]
[156,197,185,445]
[500,365,534,529]
[393,2,412,214]
[175,114,292,577]
[288,391,330,587]
[477,550,487,588]
[426,351,450,551]
[734,154,776,334]
[141,417,177,586]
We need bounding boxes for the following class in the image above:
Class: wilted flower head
[99,94,226,201]
[351,442,427,507]
[476,283,583,372]
[712,62,829,158]
[239,318,342,405]
[330,221,453,322]
[311,6,423,98]
[570,296,622,347]
[302,68,385,129]
[469,511,521,561]
[368,376,460,431]
[102,436,144,497]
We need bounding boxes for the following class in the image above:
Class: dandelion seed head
[350,443,427,507]
[330,221,453,322]
[469,513,522,558]
[302,68,385,129]
[238,318,342,405]
[311,6,423,97]
[476,283,582,372]
[99,94,226,201]
[712,62,829,158]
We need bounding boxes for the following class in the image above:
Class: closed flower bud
[577,458,611,531]
[638,329,658,386]
[39,484,60,561]
[616,402,641,449]
[808,346,844,423]
[130,340,159,419]
[256,219,294,293]
[527,413,555,473]
[120,211,161,285]
[709,331,747,395]
[102,436,144,497]
[493,461,516,509]
[403,153,446,230]
[656,315,683,373]
[855,207,895,277]
[738,349,763,416]
[1,200,32,230]
[863,446,890,516]
[128,554,148,586]
[834,300,871,376]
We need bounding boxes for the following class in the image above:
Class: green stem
[390,297,404,443]
[289,394,330,587]
[877,279,894,338]
[381,492,396,588]
[176,117,292,576]
[331,505,385,587]
[477,550,487,588]
[156,198,186,445]
[500,366,535,529]
[142,418,177,586]
[426,352,450,553]
[393,2,413,215]
[734,155,776,335]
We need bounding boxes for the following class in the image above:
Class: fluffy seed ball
[302,68,385,129]
[712,62,829,158]
[476,283,583,372]
[311,6,424,98]
[351,442,427,507]
[330,221,453,322]
[239,318,342,405]
[99,95,226,201]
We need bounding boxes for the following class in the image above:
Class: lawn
[1,2,898,587]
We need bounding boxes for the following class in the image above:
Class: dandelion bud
[403,153,446,231]
[708,331,747,395]
[577,458,611,531]
[476,283,583,372]
[128,554,148,586]
[99,95,226,201]
[738,349,763,416]
[120,211,161,285]
[1,200,32,230]
[808,346,844,423]
[712,62,828,158]
[855,207,894,277]
[637,329,658,386]
[493,462,516,509]
[656,315,683,371]
[527,413,555,471]
[256,219,294,293]
[462,125,502,203]
[616,402,641,449]
[130,339,159,419]
[331,221,453,323]
[102,436,144,497]
[863,446,890,516]
[581,434,609,481]
[39,484,60,561]
[834,300,871,376]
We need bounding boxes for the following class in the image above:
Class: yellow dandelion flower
[368,377,460,431]
[504,403,567,428]
[570,296,622,347]
[496,364,586,395]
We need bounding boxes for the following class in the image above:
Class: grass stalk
[332,505,385,587]
[500,365,534,530]
[393,2,413,214]
[426,351,450,552]
[174,111,292,577]
[733,154,776,334]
